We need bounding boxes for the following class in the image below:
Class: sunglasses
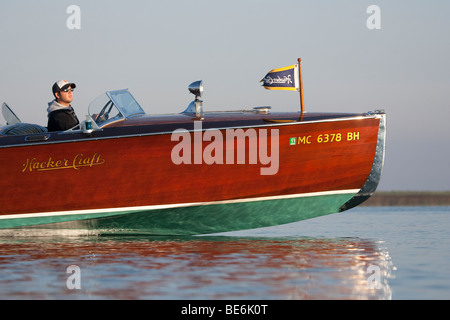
[60,88,75,93]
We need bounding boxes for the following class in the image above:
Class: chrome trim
[25,134,50,142]
[253,106,271,114]
[340,111,386,211]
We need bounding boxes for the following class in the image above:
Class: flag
[261,64,299,91]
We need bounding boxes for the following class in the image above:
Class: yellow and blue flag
[261,64,299,91]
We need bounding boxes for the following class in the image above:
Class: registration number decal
[290,131,360,145]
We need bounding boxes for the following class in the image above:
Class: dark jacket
[47,100,80,132]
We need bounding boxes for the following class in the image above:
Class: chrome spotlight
[188,80,203,98]
[182,80,204,119]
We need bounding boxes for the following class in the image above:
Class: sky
[0,0,449,191]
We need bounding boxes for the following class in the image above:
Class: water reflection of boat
[0,236,393,299]
[0,78,386,235]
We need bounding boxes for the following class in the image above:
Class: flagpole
[298,58,305,114]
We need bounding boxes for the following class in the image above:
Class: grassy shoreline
[361,191,450,207]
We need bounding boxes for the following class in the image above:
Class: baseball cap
[52,80,76,95]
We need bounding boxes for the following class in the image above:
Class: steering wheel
[96,101,113,123]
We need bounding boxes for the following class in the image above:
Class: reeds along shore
[361,191,450,206]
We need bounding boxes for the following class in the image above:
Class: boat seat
[1,123,48,136]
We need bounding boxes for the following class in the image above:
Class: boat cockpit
[0,89,146,137]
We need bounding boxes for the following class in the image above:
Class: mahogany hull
[0,112,386,235]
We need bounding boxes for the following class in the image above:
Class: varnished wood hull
[0,111,386,235]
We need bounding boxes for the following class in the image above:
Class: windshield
[88,89,145,127]
[107,90,144,117]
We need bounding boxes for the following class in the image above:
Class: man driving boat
[47,80,80,131]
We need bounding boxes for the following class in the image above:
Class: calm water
[0,206,449,300]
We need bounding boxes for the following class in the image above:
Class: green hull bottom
[1,192,356,236]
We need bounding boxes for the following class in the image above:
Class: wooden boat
[0,78,386,235]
